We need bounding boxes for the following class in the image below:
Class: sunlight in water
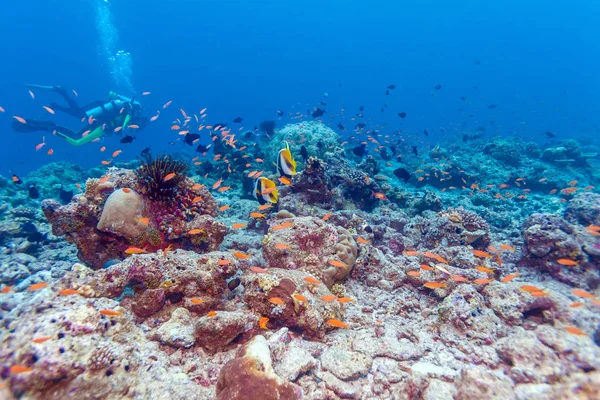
[94,0,134,95]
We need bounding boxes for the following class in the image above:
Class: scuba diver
[11,84,149,146]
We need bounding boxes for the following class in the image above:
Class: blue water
[1,0,598,175]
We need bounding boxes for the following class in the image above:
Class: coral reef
[42,167,221,269]
[262,216,357,287]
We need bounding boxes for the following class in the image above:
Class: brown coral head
[136,154,189,200]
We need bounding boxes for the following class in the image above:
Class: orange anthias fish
[474,278,493,284]
[423,282,447,289]
[407,271,421,277]
[58,289,79,296]
[268,297,285,306]
[272,222,295,230]
[475,266,495,273]
[259,317,269,329]
[218,259,233,266]
[520,285,544,293]
[32,336,53,344]
[28,282,49,291]
[231,223,247,229]
[304,276,321,285]
[373,192,388,200]
[329,259,347,268]
[257,204,273,211]
[322,213,333,221]
[357,237,370,245]
[233,252,250,259]
[472,250,493,258]
[212,179,223,189]
[163,172,176,182]
[326,319,349,329]
[321,295,337,302]
[250,212,266,218]
[9,365,32,374]
[404,251,420,256]
[275,243,291,250]
[423,251,448,264]
[294,293,307,302]
[571,289,595,298]
[500,244,515,251]
[190,298,204,305]
[219,205,230,212]
[207,311,217,317]
[501,273,520,283]
[250,266,268,273]
[557,259,578,267]
[565,326,585,336]
[124,246,147,255]
[99,309,122,316]
[337,297,354,303]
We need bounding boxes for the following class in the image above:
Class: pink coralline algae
[262,216,357,287]
[41,168,223,269]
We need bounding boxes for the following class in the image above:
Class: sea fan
[259,120,276,135]
[136,154,189,199]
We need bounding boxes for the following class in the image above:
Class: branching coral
[136,154,189,200]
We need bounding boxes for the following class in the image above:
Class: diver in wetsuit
[11,84,149,146]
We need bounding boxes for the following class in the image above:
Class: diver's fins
[11,119,56,133]
[24,84,62,92]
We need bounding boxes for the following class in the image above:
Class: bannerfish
[141,147,151,156]
[393,167,411,183]
[277,141,297,177]
[253,177,278,204]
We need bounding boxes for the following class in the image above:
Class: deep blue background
[0,0,598,175]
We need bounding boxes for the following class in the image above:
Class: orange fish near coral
[212,179,223,189]
[259,317,269,329]
[1,286,12,294]
[557,259,578,266]
[294,294,307,302]
[571,289,595,298]
[337,297,354,303]
[272,222,294,231]
[207,311,217,317]
[451,275,469,282]
[231,223,247,229]
[124,246,147,254]
[472,250,493,258]
[250,212,266,218]
[304,276,321,285]
[326,319,349,329]
[474,278,493,284]
[329,259,347,268]
[249,266,267,273]
[233,252,250,259]
[190,298,204,304]
[217,259,233,266]
[268,297,285,306]
[423,282,447,289]
[404,251,420,257]
[357,237,370,245]
[322,213,333,221]
[423,251,448,264]
[163,173,176,182]
[321,295,337,302]
[565,326,585,336]
[58,289,79,296]
[9,365,32,374]
[27,282,48,291]
[99,309,122,316]
[219,205,230,212]
[407,271,421,277]
[501,273,520,283]
[32,336,53,344]
[275,243,291,250]
[475,266,495,273]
